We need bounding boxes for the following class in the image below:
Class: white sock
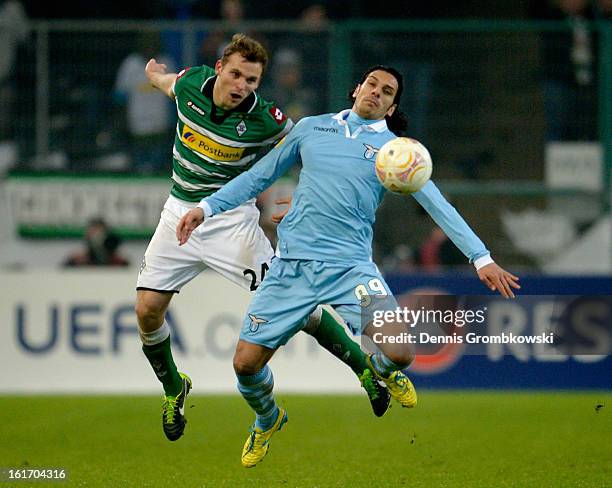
[139,320,170,346]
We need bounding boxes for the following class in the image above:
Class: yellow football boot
[241,408,288,468]
[366,355,417,408]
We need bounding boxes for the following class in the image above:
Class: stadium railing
[5,19,611,270]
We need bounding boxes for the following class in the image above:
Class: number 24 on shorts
[243,262,270,291]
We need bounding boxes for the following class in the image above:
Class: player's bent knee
[135,292,171,332]
[233,340,275,375]
[233,355,261,376]
[134,300,161,324]
[134,302,165,332]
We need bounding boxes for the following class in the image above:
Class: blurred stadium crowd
[20,1,556,21]
[0,0,610,272]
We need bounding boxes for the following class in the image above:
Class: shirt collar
[332,109,388,133]
[201,75,258,113]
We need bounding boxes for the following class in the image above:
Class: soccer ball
[375,137,433,194]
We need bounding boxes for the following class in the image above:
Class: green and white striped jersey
[170,65,293,202]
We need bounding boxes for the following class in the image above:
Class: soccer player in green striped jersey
[135,34,391,442]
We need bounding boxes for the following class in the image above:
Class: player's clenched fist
[176,208,205,245]
[145,58,167,77]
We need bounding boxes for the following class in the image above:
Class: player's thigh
[324,262,398,335]
[199,201,274,291]
[137,197,207,293]
[240,259,317,350]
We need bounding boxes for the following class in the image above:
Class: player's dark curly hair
[348,65,408,135]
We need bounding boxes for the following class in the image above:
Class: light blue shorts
[240,258,398,349]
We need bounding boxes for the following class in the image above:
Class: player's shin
[139,321,183,396]
[303,308,368,374]
[236,365,279,430]
[304,308,391,416]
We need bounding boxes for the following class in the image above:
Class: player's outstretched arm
[203,121,304,219]
[413,181,520,298]
[477,262,520,299]
[145,58,177,99]
[176,208,204,246]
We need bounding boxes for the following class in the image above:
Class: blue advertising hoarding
[385,273,612,389]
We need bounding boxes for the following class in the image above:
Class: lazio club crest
[248,314,268,333]
[363,143,379,160]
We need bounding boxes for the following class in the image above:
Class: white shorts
[137,195,274,293]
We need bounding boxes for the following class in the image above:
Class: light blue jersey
[203,109,490,265]
[201,109,492,347]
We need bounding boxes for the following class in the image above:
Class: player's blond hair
[221,33,269,73]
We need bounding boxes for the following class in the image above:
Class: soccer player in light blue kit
[177,65,521,467]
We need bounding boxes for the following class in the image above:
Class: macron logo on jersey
[314,126,338,134]
[269,106,286,125]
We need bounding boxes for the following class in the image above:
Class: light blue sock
[370,352,404,378]
[236,365,279,431]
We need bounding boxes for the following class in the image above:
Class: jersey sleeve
[412,181,490,263]
[201,118,307,216]
[173,65,210,98]
[260,103,293,144]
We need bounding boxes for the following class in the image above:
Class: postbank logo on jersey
[181,125,245,162]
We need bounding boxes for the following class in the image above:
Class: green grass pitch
[1,392,609,487]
